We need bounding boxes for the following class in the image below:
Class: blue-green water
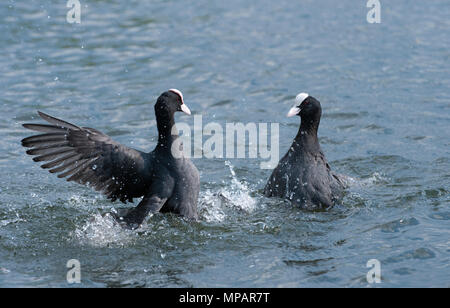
[0,0,449,287]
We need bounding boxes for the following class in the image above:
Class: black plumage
[21,89,199,229]
[264,93,346,209]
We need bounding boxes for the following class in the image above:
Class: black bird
[264,93,345,209]
[21,89,200,229]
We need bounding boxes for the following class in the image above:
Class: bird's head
[155,89,191,117]
[287,92,322,120]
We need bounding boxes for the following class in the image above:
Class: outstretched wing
[21,111,152,203]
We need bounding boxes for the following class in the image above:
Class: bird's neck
[292,117,320,152]
[156,113,179,151]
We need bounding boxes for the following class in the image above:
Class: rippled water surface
[0,0,449,287]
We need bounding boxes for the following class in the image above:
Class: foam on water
[0,216,25,227]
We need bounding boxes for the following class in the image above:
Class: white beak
[287,106,300,117]
[180,103,191,115]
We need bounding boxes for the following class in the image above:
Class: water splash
[345,172,389,187]
[71,213,139,247]
[198,190,226,223]
[222,161,257,211]
[198,161,257,222]
[68,194,103,208]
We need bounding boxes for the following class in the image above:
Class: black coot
[264,93,346,209]
[21,89,200,229]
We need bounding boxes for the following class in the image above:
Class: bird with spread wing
[21,89,200,229]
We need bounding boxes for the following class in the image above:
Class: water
[0,0,449,287]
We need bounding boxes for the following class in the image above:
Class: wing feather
[22,111,151,203]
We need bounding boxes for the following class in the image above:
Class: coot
[21,89,199,229]
[264,93,345,209]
